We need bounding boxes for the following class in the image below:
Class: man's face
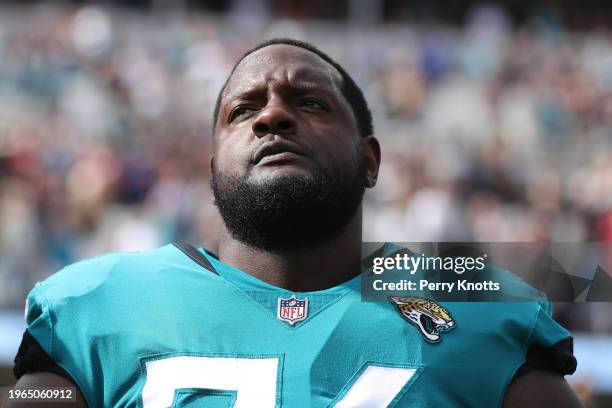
[211,44,372,250]
[213,44,361,183]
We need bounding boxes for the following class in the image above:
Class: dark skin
[6,44,582,408]
[212,44,380,291]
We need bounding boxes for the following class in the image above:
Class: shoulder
[19,244,220,407]
[483,264,549,302]
[25,243,219,331]
[30,244,202,302]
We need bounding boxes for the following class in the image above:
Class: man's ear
[209,156,217,205]
[362,135,381,188]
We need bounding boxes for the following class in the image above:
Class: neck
[217,208,363,292]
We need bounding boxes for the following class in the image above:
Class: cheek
[321,133,360,167]
[213,139,251,177]
[303,121,358,163]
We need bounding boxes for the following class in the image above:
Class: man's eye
[229,106,254,122]
[299,100,328,110]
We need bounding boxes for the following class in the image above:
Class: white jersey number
[141,355,417,408]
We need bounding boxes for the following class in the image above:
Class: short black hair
[212,38,373,138]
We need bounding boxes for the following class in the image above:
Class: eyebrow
[223,79,337,106]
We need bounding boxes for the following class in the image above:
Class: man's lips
[253,141,307,165]
[257,151,306,165]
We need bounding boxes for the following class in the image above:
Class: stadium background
[0,0,611,406]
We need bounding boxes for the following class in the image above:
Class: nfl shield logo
[277,295,308,325]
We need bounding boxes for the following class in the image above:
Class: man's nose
[252,101,296,138]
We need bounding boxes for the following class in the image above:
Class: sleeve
[22,252,121,360]
[22,281,56,363]
[13,278,76,381]
[13,253,123,407]
[516,302,577,378]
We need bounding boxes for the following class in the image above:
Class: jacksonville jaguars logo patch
[277,295,308,325]
[389,296,456,343]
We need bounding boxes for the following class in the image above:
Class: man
[8,39,581,407]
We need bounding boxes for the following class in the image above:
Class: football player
[8,39,581,407]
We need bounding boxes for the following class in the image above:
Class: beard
[211,154,367,251]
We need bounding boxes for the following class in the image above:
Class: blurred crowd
[0,3,611,323]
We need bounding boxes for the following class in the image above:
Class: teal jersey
[24,243,574,407]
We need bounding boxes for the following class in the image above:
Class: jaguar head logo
[389,296,456,343]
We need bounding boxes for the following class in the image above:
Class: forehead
[222,44,344,101]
